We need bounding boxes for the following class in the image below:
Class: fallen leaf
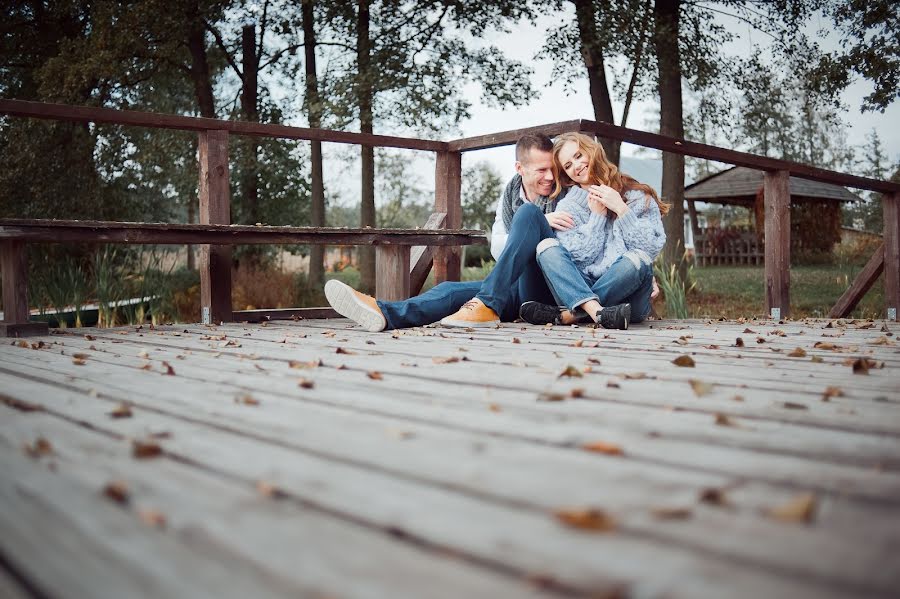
[782,401,808,410]
[511,337,521,344]
[582,441,624,456]
[787,348,807,357]
[140,362,153,370]
[743,328,756,334]
[571,339,584,347]
[335,347,357,355]
[256,480,287,499]
[432,356,461,364]
[606,381,620,389]
[569,388,585,398]
[72,358,87,366]
[822,386,844,402]
[23,437,53,458]
[731,395,745,402]
[622,372,647,380]
[810,356,824,363]
[161,362,175,376]
[298,378,315,389]
[1,396,43,412]
[108,403,133,419]
[813,341,837,350]
[699,488,728,506]
[766,493,816,523]
[554,508,615,532]
[558,365,583,378]
[84,334,96,341]
[689,379,714,397]
[236,394,260,406]
[367,371,384,380]
[651,507,692,520]
[734,337,745,347]
[672,355,695,367]
[537,392,567,402]
[15,340,29,348]
[586,357,602,365]
[851,357,870,374]
[870,336,894,346]
[138,509,167,529]
[704,344,720,350]
[103,480,130,505]
[289,359,322,369]
[714,413,734,426]
[132,440,162,459]
[756,337,766,344]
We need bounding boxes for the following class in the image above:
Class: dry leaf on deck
[765,493,816,523]
[335,347,357,355]
[787,348,807,357]
[289,359,322,369]
[810,356,824,363]
[537,392,566,402]
[699,487,728,506]
[651,507,692,520]
[15,340,30,348]
[813,341,837,350]
[138,509,167,529]
[236,394,260,406]
[822,386,844,402]
[108,404,133,419]
[586,357,602,365]
[714,413,734,426]
[782,401,808,410]
[734,337,745,347]
[84,334,96,340]
[298,378,315,389]
[870,336,894,345]
[558,365,583,378]
[756,337,766,344]
[582,441,624,456]
[606,380,620,388]
[569,388,585,398]
[367,371,384,380]
[851,357,870,374]
[672,355,695,367]
[72,357,87,366]
[103,480,130,505]
[511,337,521,344]
[23,437,53,458]
[743,328,756,334]
[132,440,162,459]
[689,379,714,397]
[622,372,647,380]
[432,356,461,364]
[704,344,720,350]
[256,480,288,499]
[554,508,615,532]
[2,396,43,412]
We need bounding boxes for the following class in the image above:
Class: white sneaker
[324,280,387,332]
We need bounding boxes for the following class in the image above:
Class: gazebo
[684,166,860,266]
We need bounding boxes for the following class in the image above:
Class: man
[324,133,625,331]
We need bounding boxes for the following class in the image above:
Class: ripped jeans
[535,239,655,323]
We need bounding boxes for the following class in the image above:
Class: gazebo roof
[684,166,861,205]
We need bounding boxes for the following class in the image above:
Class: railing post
[434,150,462,283]
[764,170,790,319]
[198,130,232,324]
[0,240,48,337]
[375,245,411,301]
[884,192,899,321]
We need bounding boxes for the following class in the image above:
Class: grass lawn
[688,264,885,319]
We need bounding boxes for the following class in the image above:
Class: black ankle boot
[597,303,630,330]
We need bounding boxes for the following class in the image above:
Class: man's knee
[623,249,652,270]
[536,237,560,257]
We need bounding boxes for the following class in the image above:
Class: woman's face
[557,140,590,187]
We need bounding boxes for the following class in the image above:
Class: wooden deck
[1,316,898,598]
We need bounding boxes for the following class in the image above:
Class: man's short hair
[515,134,553,163]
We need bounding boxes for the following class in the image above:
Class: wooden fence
[0,99,898,336]
[694,226,763,266]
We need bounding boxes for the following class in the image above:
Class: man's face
[515,148,554,199]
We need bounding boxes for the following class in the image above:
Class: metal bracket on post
[889,308,897,322]
[770,308,781,320]
[202,306,211,325]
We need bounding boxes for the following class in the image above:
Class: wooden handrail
[0,99,447,152]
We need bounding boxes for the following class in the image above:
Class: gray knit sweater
[555,186,666,279]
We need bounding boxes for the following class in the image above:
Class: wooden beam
[409,212,447,295]
[448,120,584,152]
[375,245,411,301]
[232,307,340,322]
[198,130,232,325]
[0,241,47,337]
[764,170,790,319]
[0,99,447,153]
[830,244,885,318]
[884,192,900,321]
[0,220,486,247]
[433,152,462,284]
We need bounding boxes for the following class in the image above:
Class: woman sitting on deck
[520,132,669,326]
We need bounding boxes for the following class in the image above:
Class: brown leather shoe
[440,299,500,328]
[324,280,386,332]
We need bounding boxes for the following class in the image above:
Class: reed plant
[653,249,696,319]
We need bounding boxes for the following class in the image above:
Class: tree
[302,0,327,291]
[461,162,502,232]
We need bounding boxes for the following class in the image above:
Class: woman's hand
[546,211,575,231]
[587,195,608,216]
[589,184,629,216]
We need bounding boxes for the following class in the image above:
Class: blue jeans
[536,241,655,323]
[377,202,557,329]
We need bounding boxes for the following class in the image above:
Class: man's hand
[651,276,660,299]
[546,211,575,231]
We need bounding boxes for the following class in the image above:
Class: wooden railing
[694,226,763,266]
[0,99,898,335]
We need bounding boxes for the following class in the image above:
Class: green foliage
[653,250,695,320]
[461,161,502,232]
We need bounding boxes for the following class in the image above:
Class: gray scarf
[501,174,565,230]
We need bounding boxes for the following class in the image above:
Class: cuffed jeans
[536,240,655,323]
[377,202,557,329]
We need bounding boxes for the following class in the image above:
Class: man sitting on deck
[324,133,632,331]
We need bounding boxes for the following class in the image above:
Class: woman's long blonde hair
[550,132,670,216]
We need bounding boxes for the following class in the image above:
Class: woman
[519,132,669,326]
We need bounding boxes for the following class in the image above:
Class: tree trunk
[302,0,326,292]
[241,24,260,228]
[654,0,687,283]
[572,0,620,165]
[357,0,376,293]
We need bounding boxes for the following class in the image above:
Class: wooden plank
[434,152,462,283]
[0,99,448,153]
[0,220,486,246]
[410,212,447,295]
[576,119,900,195]
[0,240,28,324]
[199,130,232,325]
[830,244,884,318]
[375,245,411,301]
[764,170,791,318]
[233,307,340,322]
[448,120,585,152]
[1,366,896,597]
[884,192,899,321]
[0,410,550,599]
